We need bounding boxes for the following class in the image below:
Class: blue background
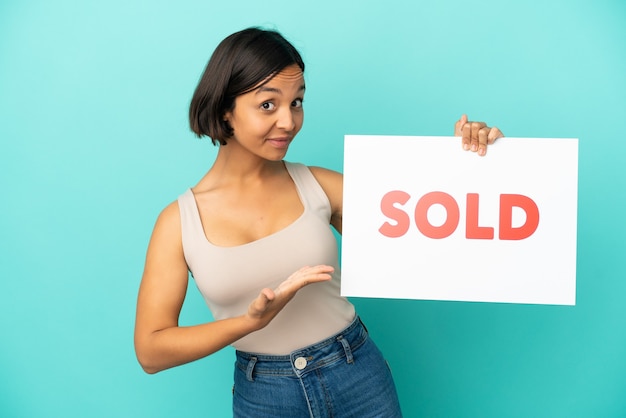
[1,0,625,417]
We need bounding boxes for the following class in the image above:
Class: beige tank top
[177,161,355,354]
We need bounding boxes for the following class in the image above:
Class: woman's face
[224,64,305,161]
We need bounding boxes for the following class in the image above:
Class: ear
[223,110,232,123]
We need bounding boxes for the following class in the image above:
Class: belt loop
[337,336,354,364]
[246,356,258,382]
[359,316,368,333]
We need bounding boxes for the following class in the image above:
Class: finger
[291,270,333,289]
[311,264,335,274]
[454,114,468,136]
[261,287,275,301]
[487,127,504,144]
[279,266,333,294]
[462,122,471,151]
[291,265,334,279]
[470,122,486,152]
[303,265,334,283]
[478,127,490,156]
[249,288,275,315]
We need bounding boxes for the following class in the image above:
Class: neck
[206,143,285,185]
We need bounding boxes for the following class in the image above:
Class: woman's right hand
[246,265,334,329]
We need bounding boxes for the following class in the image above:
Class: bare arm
[134,202,333,374]
[133,202,254,373]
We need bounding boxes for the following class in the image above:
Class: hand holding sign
[454,114,505,156]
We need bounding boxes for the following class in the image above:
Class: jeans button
[294,357,307,370]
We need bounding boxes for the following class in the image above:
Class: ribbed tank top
[177,161,355,354]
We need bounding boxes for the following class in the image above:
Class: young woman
[134,27,503,417]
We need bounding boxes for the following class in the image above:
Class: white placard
[341,136,578,305]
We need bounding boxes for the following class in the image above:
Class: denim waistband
[235,315,367,380]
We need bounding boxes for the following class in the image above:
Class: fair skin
[134,64,503,374]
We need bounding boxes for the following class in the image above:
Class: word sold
[379,191,539,240]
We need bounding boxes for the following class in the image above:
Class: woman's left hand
[454,114,504,156]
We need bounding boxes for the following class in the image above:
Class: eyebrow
[255,84,306,95]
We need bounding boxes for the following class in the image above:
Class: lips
[267,137,292,149]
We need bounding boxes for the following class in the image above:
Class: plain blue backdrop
[1,0,625,417]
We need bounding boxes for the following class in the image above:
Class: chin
[266,153,288,162]
[262,148,289,161]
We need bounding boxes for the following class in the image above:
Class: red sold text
[379,191,539,240]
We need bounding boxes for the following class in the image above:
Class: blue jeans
[233,316,402,417]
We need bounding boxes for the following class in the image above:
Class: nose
[276,107,296,132]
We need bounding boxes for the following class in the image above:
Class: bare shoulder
[143,199,186,274]
[154,200,181,232]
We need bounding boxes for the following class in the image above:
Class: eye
[260,102,275,111]
[292,98,303,108]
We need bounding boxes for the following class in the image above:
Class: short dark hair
[189,27,305,145]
